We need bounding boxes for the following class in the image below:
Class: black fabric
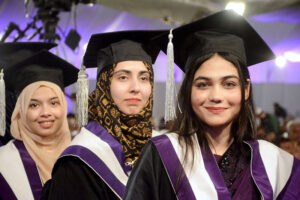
[2,89,16,145]
[215,143,251,197]
[40,156,120,200]
[0,42,57,68]
[4,50,79,94]
[182,31,246,71]
[124,141,176,200]
[83,30,166,77]
[153,10,275,71]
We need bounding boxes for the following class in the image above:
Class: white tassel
[164,29,176,123]
[0,69,5,137]
[76,65,89,127]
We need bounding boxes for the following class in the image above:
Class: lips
[126,98,140,103]
[38,120,54,129]
[205,107,227,114]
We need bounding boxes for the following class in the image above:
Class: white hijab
[10,81,71,183]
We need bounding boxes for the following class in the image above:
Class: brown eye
[29,103,39,108]
[140,75,150,81]
[223,81,237,88]
[51,101,59,106]
[117,75,128,81]
[195,82,208,88]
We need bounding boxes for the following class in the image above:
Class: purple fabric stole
[0,140,43,199]
[200,146,232,200]
[0,173,18,200]
[13,140,42,199]
[245,141,274,200]
[276,158,300,199]
[152,134,232,200]
[60,121,129,199]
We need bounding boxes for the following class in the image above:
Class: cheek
[142,84,152,100]
[54,107,64,119]
[226,90,242,105]
[26,109,38,122]
[110,83,124,104]
[191,89,206,107]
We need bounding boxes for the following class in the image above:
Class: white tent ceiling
[1,0,300,83]
[95,0,300,24]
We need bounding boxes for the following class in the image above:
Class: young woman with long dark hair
[124,10,300,200]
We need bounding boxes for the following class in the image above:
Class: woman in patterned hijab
[41,30,165,200]
[88,60,154,166]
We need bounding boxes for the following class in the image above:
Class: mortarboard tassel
[76,64,89,127]
[0,69,5,136]
[164,29,176,123]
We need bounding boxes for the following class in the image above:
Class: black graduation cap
[0,42,57,68]
[83,30,167,77]
[154,10,275,72]
[4,50,79,95]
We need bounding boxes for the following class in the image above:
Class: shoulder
[257,139,292,157]
[0,141,18,172]
[0,140,17,157]
[151,132,179,143]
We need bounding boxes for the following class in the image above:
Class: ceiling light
[275,56,286,68]
[284,51,300,62]
[225,2,245,16]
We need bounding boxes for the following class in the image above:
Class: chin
[205,119,232,128]
[125,111,139,115]
[122,107,142,115]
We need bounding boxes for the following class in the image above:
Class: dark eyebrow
[194,75,239,82]
[113,70,150,76]
[221,75,239,81]
[139,71,150,76]
[29,99,39,102]
[50,97,59,101]
[30,97,58,102]
[113,69,131,75]
[194,76,210,81]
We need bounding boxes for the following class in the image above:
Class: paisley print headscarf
[88,62,153,166]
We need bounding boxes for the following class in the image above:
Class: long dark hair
[170,52,257,164]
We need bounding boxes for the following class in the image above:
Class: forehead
[114,60,148,72]
[194,54,239,78]
[31,86,57,98]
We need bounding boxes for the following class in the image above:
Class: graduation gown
[124,133,300,200]
[0,140,43,200]
[41,121,161,200]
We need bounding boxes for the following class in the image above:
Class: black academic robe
[41,157,119,200]
[41,121,161,200]
[124,133,300,200]
[124,141,176,200]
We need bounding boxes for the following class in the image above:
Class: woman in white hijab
[0,50,78,200]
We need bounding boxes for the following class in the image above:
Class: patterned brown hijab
[88,62,153,166]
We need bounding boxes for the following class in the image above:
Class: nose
[129,78,141,94]
[208,86,222,103]
[40,105,51,117]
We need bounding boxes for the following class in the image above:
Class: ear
[245,79,250,100]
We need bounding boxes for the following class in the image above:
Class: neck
[206,123,233,156]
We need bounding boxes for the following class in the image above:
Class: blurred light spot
[284,51,300,62]
[225,2,245,16]
[83,43,88,51]
[275,56,286,68]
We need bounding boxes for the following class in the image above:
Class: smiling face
[26,86,64,137]
[191,53,250,129]
[110,60,152,115]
